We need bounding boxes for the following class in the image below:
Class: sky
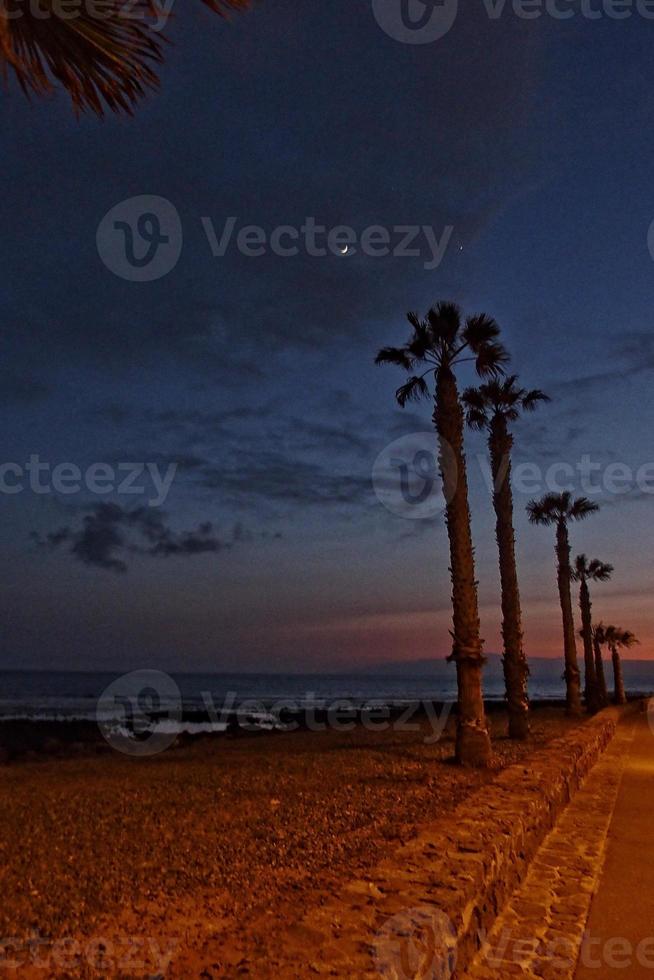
[1,0,653,672]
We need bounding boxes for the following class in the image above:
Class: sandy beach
[0,706,583,978]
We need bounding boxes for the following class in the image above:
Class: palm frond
[462,313,501,350]
[0,0,165,115]
[426,301,461,347]
[474,341,510,378]
[201,0,251,11]
[521,388,551,412]
[495,375,524,408]
[526,500,554,526]
[461,387,486,412]
[569,497,600,522]
[603,625,639,649]
[396,375,430,408]
[375,346,413,370]
[571,553,589,581]
[461,387,489,430]
[465,407,488,431]
[588,559,613,582]
[407,321,432,362]
[604,625,618,643]
[0,0,251,116]
[482,378,509,406]
[466,375,549,425]
[526,493,563,526]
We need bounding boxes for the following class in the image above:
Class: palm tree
[462,376,550,740]
[603,626,639,705]
[376,301,509,767]
[0,0,250,116]
[592,623,609,706]
[572,556,613,714]
[526,493,599,717]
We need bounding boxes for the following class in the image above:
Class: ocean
[0,658,652,723]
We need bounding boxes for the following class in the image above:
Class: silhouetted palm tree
[462,376,550,740]
[592,623,610,707]
[526,493,599,716]
[572,556,613,714]
[0,0,249,115]
[376,301,508,767]
[603,626,639,705]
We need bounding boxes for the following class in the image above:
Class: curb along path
[463,712,637,980]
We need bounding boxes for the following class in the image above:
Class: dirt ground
[0,706,582,978]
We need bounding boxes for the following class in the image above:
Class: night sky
[1,1,653,672]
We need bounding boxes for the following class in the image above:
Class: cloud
[549,331,654,398]
[89,397,381,515]
[198,449,373,509]
[33,503,238,573]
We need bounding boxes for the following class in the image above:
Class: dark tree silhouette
[602,626,639,705]
[526,493,599,717]
[376,301,508,767]
[592,623,610,706]
[462,376,550,740]
[572,556,613,714]
[0,0,250,116]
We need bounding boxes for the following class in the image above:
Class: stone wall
[282,707,621,978]
[442,707,620,975]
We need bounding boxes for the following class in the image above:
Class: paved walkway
[574,709,654,979]
[464,710,640,980]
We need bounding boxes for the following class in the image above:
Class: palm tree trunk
[435,366,491,767]
[555,520,582,716]
[594,635,608,706]
[489,417,529,739]
[579,580,599,713]
[611,644,627,705]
